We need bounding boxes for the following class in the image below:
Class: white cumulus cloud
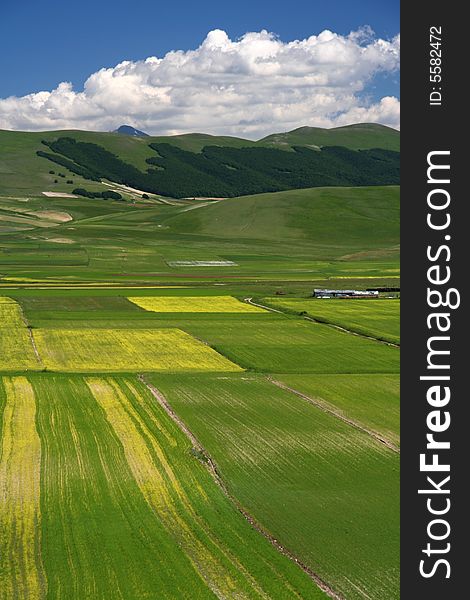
[0,28,400,137]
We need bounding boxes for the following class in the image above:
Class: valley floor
[0,287,399,600]
[0,184,399,599]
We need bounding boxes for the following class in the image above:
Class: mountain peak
[114,125,149,137]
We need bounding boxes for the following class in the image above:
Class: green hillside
[147,133,258,153]
[0,185,399,284]
[262,123,400,152]
[36,138,398,198]
[164,185,400,248]
[0,124,399,197]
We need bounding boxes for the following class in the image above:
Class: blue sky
[0,1,399,135]
[1,0,399,98]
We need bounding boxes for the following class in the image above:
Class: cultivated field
[151,372,399,600]
[0,374,321,599]
[0,377,45,599]
[265,298,400,344]
[33,328,242,372]
[129,295,266,313]
[175,315,400,374]
[0,296,27,326]
[0,297,41,370]
[274,373,400,447]
[0,135,400,600]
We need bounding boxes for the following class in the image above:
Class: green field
[15,298,399,374]
[273,373,400,447]
[0,123,400,600]
[178,315,400,374]
[265,298,400,344]
[0,287,400,598]
[1,374,321,599]
[0,185,399,290]
[150,373,399,600]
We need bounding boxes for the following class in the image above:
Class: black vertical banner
[401,3,466,598]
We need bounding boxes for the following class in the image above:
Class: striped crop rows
[0,375,321,599]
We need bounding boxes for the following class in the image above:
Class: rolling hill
[162,185,400,248]
[261,123,400,152]
[0,123,399,197]
[37,137,398,198]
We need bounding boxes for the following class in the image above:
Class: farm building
[313,289,379,298]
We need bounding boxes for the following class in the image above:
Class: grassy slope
[151,372,399,600]
[0,129,164,196]
[164,185,400,248]
[261,123,400,152]
[147,133,258,153]
[1,186,399,284]
[0,129,256,197]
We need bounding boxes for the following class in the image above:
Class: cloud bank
[0,28,399,137]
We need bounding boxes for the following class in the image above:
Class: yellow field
[0,377,46,599]
[0,296,26,327]
[33,328,242,372]
[128,295,266,313]
[87,377,262,598]
[0,298,41,370]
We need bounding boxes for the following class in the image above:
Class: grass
[0,296,26,326]
[0,124,398,196]
[0,377,45,599]
[128,295,266,313]
[0,246,88,266]
[14,295,399,375]
[33,328,243,373]
[173,314,400,374]
[0,297,41,371]
[164,186,400,252]
[0,138,400,600]
[273,373,400,447]
[150,372,399,600]
[265,297,400,344]
[261,123,400,152]
[88,376,316,598]
[20,309,399,374]
[14,373,322,599]
[0,186,399,287]
[0,287,399,597]
[0,328,40,371]
[35,374,207,599]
